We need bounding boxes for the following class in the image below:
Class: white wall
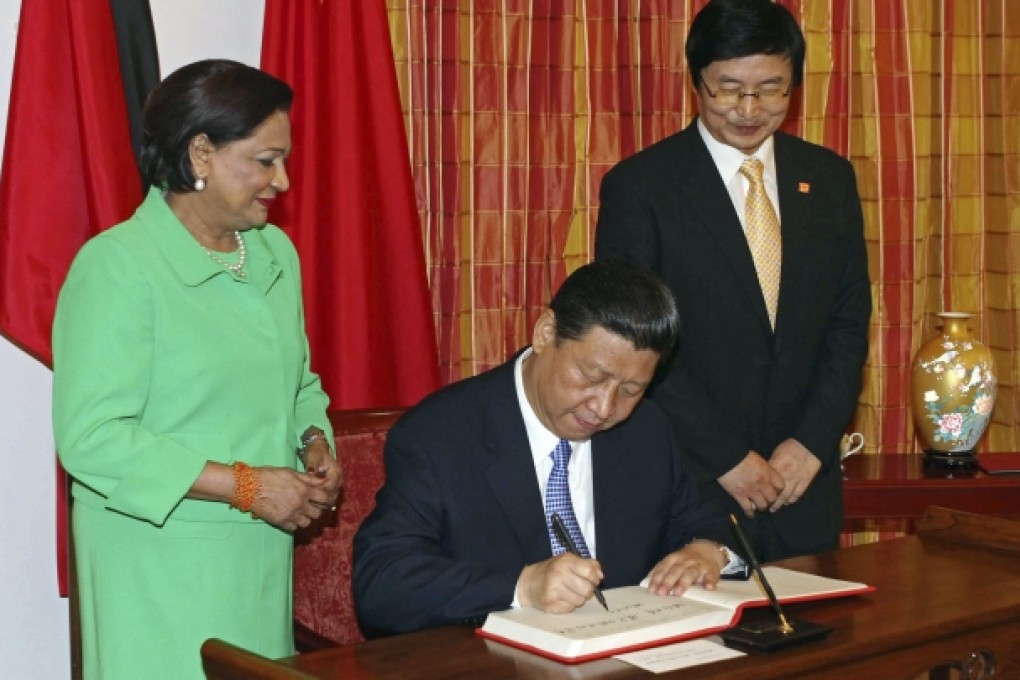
[0,2,263,676]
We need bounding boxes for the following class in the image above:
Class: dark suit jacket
[595,121,871,559]
[353,352,731,635]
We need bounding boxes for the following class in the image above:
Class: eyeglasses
[703,82,791,108]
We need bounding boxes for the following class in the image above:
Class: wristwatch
[693,539,750,579]
[296,427,327,462]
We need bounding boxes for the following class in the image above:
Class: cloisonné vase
[910,312,997,468]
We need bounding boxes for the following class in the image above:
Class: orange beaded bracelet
[230,461,262,515]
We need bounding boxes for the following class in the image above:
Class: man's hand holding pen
[515,513,609,613]
[516,552,605,614]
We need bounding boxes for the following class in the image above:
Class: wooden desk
[271,508,1020,679]
[842,454,1020,532]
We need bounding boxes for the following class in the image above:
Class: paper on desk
[614,637,745,673]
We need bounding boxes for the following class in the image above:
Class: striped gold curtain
[386,0,1020,456]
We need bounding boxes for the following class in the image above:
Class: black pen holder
[720,616,832,653]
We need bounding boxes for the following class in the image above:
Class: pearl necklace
[203,231,247,279]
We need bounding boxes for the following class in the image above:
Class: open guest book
[476,566,873,663]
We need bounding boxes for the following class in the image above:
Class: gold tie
[739,157,782,328]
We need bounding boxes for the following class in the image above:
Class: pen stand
[720,613,832,653]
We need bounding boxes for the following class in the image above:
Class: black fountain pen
[720,514,832,652]
[550,512,609,611]
[728,514,793,633]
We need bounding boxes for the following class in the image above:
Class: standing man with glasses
[595,0,871,562]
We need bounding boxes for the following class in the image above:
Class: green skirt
[74,501,294,679]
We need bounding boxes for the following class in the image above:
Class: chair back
[292,408,403,650]
[200,638,314,679]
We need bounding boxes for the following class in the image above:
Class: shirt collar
[696,117,776,186]
[136,186,281,292]
[515,348,572,466]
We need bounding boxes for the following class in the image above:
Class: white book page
[485,586,729,641]
[682,567,870,609]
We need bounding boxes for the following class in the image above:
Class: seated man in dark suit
[353,260,742,635]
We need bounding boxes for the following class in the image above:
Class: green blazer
[52,188,333,678]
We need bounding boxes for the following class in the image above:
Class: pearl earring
[194,177,206,192]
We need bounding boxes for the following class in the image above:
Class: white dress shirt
[514,348,597,556]
[697,118,781,228]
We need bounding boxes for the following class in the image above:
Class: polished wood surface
[842,454,1020,532]
[201,639,316,680]
[273,508,1020,679]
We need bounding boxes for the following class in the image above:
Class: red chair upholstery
[292,408,402,650]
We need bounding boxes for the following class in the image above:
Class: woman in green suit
[52,60,342,679]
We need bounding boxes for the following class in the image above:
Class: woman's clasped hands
[257,440,342,532]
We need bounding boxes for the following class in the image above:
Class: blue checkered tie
[545,439,591,557]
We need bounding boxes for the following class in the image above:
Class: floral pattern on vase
[910,312,997,456]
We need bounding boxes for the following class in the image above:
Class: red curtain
[386,0,1020,454]
[261,0,440,410]
[384,1,1020,545]
[0,0,144,595]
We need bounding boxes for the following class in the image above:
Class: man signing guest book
[354,260,745,636]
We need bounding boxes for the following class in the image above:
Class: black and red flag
[0,0,158,595]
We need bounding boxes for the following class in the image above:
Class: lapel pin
[798,182,811,193]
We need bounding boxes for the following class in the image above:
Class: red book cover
[476,567,874,663]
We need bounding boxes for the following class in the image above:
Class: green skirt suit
[52,188,334,679]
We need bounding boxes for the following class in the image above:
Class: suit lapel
[590,430,630,564]
[481,357,554,562]
[671,123,773,332]
[773,133,816,336]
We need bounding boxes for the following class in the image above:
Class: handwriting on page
[552,599,719,639]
